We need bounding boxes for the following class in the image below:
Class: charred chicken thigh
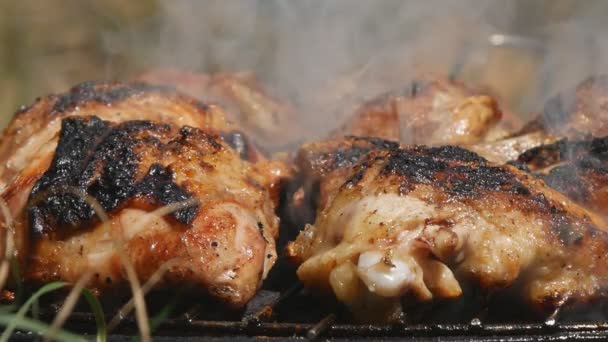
[0,82,284,307]
[288,136,608,321]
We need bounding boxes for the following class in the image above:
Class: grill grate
[13,246,608,341]
[42,312,608,341]
[15,194,608,341]
[23,280,608,341]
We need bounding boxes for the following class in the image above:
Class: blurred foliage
[0,0,607,128]
[0,0,158,128]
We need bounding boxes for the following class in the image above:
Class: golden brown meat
[515,136,608,218]
[136,69,301,151]
[288,136,608,321]
[0,82,286,308]
[335,77,503,145]
[0,81,239,192]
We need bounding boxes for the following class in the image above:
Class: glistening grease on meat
[22,117,279,307]
[0,82,286,308]
[288,136,608,322]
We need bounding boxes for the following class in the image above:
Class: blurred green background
[0,0,606,129]
[0,1,160,127]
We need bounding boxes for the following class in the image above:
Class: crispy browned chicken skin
[288,136,608,321]
[0,81,242,191]
[0,82,285,307]
[335,77,504,145]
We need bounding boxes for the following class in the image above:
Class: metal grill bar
[59,312,608,340]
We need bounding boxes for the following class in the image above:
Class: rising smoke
[103,0,608,139]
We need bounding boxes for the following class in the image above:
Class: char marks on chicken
[288,136,608,322]
[515,136,608,218]
[0,82,286,308]
[0,81,243,193]
[467,131,557,164]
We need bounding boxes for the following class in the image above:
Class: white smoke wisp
[139,0,511,140]
[99,1,608,142]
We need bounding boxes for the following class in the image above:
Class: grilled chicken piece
[335,77,503,145]
[7,116,280,307]
[0,81,244,191]
[287,136,608,321]
[467,131,557,164]
[524,75,608,137]
[137,69,300,151]
[515,136,608,218]
[0,82,285,307]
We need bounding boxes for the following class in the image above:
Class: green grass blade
[32,299,40,342]
[0,282,66,342]
[0,257,24,313]
[129,295,179,342]
[32,298,39,320]
[0,314,85,342]
[149,297,178,332]
[82,289,106,342]
[10,257,23,304]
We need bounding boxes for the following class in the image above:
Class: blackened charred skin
[301,136,399,177]
[178,126,223,151]
[28,116,199,238]
[516,140,564,170]
[542,166,590,203]
[427,145,487,164]
[517,136,608,171]
[514,135,608,220]
[379,147,527,197]
[337,145,592,246]
[345,136,400,150]
[135,164,199,223]
[344,164,368,188]
[516,138,592,170]
[256,221,268,243]
[51,81,175,114]
[29,116,114,234]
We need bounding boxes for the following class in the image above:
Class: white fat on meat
[301,193,464,313]
[356,250,416,297]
